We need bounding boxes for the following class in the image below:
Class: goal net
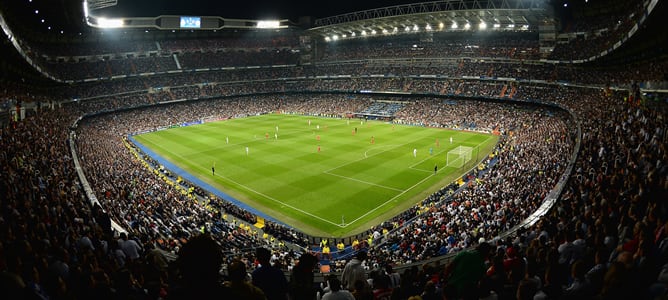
[447,146,474,168]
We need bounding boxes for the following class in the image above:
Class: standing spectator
[118,232,143,261]
[252,247,289,300]
[443,242,491,300]
[341,251,368,290]
[289,253,318,300]
[562,260,592,299]
[384,264,401,289]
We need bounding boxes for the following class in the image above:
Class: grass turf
[132,114,498,237]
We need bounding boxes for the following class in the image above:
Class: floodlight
[371,29,376,35]
[404,26,410,32]
[83,1,88,17]
[97,17,124,28]
[464,23,471,29]
[413,24,419,31]
[361,30,367,36]
[256,20,280,28]
[479,22,487,30]
[439,22,444,29]
[342,34,347,38]
[493,23,501,28]
[332,35,339,40]
[425,24,432,30]
[324,36,331,42]
[451,22,458,29]
[351,32,356,37]
[508,24,515,28]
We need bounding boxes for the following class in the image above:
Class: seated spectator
[168,233,232,299]
[321,275,354,300]
[225,259,266,300]
[351,279,373,300]
[371,273,393,300]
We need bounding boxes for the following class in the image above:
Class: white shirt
[322,290,355,300]
[119,238,142,260]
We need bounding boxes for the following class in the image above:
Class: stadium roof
[1,0,558,36]
[306,0,554,40]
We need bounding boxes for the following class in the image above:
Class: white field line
[142,140,344,227]
[407,131,468,170]
[146,121,497,228]
[341,132,497,227]
[205,164,344,227]
[322,171,404,192]
[178,118,350,156]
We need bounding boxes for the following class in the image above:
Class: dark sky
[98,0,431,21]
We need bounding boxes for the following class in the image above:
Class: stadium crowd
[0,63,666,300]
[1,0,667,297]
[548,0,647,61]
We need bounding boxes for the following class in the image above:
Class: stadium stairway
[500,84,508,98]
[509,85,517,98]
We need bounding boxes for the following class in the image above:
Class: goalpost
[446,146,475,168]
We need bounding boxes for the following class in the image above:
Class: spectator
[443,242,491,300]
[562,260,592,299]
[384,264,401,290]
[351,279,374,300]
[341,251,368,291]
[252,247,289,300]
[371,273,393,300]
[168,233,232,299]
[420,281,440,300]
[288,253,318,300]
[225,259,267,300]
[118,232,143,262]
[321,275,355,300]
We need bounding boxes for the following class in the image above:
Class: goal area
[446,146,475,168]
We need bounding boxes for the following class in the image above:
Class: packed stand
[0,70,665,300]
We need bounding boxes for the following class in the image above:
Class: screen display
[180,16,201,28]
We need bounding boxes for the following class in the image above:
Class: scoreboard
[179,16,201,28]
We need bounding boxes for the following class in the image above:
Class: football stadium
[0,0,666,299]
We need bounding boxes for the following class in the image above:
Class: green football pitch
[132,114,498,237]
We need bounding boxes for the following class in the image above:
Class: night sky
[97,0,433,21]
